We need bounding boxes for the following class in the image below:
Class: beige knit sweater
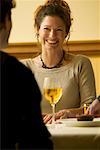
[20,53,96,113]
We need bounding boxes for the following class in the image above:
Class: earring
[36,33,39,37]
[64,32,70,53]
[36,33,39,43]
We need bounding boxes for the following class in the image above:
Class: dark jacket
[0,51,53,150]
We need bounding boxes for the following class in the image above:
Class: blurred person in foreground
[86,96,100,116]
[21,0,96,123]
[0,0,53,149]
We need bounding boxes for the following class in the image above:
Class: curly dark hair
[34,0,73,36]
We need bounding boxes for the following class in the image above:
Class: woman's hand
[56,109,76,119]
[43,107,83,124]
[43,112,66,124]
[43,109,76,124]
[85,99,100,115]
[43,113,53,124]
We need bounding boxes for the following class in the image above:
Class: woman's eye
[44,28,50,31]
[57,29,63,31]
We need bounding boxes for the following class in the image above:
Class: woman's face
[38,16,67,51]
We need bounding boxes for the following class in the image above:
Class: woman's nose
[49,29,56,38]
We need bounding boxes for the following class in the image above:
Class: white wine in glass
[43,77,62,124]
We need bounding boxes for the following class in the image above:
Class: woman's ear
[65,31,68,38]
[65,34,67,38]
[36,33,39,38]
[65,32,70,41]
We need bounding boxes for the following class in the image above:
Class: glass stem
[52,104,55,124]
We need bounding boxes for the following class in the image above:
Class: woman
[21,0,96,123]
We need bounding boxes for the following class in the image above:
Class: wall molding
[4,40,100,59]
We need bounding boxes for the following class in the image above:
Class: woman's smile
[46,39,58,47]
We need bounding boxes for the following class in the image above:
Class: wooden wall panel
[4,40,100,59]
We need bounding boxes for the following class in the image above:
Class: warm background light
[8,0,100,96]
[9,0,100,43]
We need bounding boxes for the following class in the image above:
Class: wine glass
[43,77,62,124]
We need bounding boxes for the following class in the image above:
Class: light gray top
[20,53,96,113]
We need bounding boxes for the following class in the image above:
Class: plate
[58,118,100,127]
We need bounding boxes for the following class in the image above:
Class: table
[47,118,100,150]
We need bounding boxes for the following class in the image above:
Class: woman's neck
[40,50,65,69]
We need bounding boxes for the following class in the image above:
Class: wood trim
[4,40,100,59]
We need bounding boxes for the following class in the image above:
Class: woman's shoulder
[21,53,40,62]
[20,57,34,62]
[75,54,90,60]
[20,55,42,68]
[64,52,92,68]
[65,53,91,63]
[75,54,92,65]
[20,57,35,68]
